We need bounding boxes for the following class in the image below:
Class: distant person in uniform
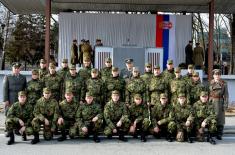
[193,43,204,69]
[71,39,79,66]
[185,40,194,66]
[120,58,134,81]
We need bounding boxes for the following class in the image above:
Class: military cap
[32,69,39,75]
[178,93,186,97]
[112,90,120,95]
[200,91,208,96]
[40,59,46,64]
[133,67,140,72]
[213,69,221,75]
[18,91,26,96]
[174,67,181,73]
[160,93,168,99]
[134,94,142,99]
[69,64,76,70]
[85,92,93,97]
[49,62,56,69]
[188,64,194,69]
[96,39,101,42]
[105,57,112,62]
[192,72,199,77]
[62,59,68,63]
[43,87,51,93]
[91,68,98,73]
[81,39,85,42]
[153,65,160,69]
[83,57,91,61]
[125,58,133,64]
[65,88,73,94]
[12,62,21,68]
[167,59,173,65]
[145,63,152,67]
[112,67,119,71]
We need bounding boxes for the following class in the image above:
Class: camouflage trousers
[58,120,77,137]
[104,119,131,136]
[77,119,103,137]
[150,123,174,137]
[195,119,217,141]
[129,118,151,134]
[150,91,162,106]
[5,118,33,135]
[32,117,56,139]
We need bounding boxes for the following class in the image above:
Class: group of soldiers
[3,57,228,145]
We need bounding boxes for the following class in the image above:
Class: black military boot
[166,133,173,142]
[22,132,27,141]
[93,134,101,143]
[140,131,147,142]
[31,133,40,144]
[57,130,67,141]
[208,133,216,145]
[187,132,193,143]
[107,135,112,139]
[216,125,223,140]
[118,131,128,142]
[7,131,15,145]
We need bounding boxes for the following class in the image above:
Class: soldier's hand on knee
[154,126,160,133]
[19,126,26,134]
[198,128,204,134]
[157,121,162,126]
[45,119,50,126]
[185,120,191,127]
[92,116,98,122]
[201,121,207,128]
[113,128,117,133]
[129,125,135,133]
[19,119,25,127]
[82,127,88,133]
[57,117,64,125]
[117,121,122,127]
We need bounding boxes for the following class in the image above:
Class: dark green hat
[12,62,21,68]
[200,91,208,96]
[145,63,152,67]
[125,58,133,64]
[69,64,76,70]
[192,72,199,77]
[105,57,112,62]
[178,93,186,98]
[188,64,194,69]
[160,93,168,99]
[62,59,68,63]
[83,57,91,61]
[43,87,51,93]
[112,67,119,71]
[167,59,173,65]
[32,69,39,75]
[65,88,73,94]
[213,69,221,75]
[134,94,142,99]
[18,91,26,96]
[85,92,93,97]
[40,59,46,64]
[174,67,181,73]
[112,90,120,95]
[49,62,56,69]
[153,65,160,69]
[91,68,98,73]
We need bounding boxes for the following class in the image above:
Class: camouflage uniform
[26,70,43,106]
[140,63,153,87]
[162,59,175,86]
[104,67,125,102]
[100,58,112,81]
[193,92,217,143]
[56,97,79,139]
[32,88,59,140]
[104,96,130,136]
[209,69,229,139]
[57,67,69,79]
[169,94,194,142]
[64,69,85,102]
[76,97,103,137]
[38,68,48,80]
[78,66,92,81]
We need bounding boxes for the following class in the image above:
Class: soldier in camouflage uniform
[125,67,147,107]
[169,93,194,143]
[64,64,85,103]
[128,94,150,142]
[42,62,63,102]
[150,93,174,142]
[169,67,190,105]
[56,89,79,141]
[193,91,217,145]
[120,58,134,82]
[148,66,168,106]
[85,68,104,107]
[57,58,69,79]
[104,67,125,102]
[76,92,103,143]
[162,59,175,86]
[100,57,112,81]
[78,57,92,81]
[5,91,34,145]
[38,59,48,80]
[140,63,153,87]
[31,88,59,144]
[189,72,207,105]
[209,69,229,140]
[26,69,43,106]
[183,64,195,83]
[104,90,130,142]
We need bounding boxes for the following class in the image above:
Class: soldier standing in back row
[209,69,229,140]
[38,59,48,80]
[57,58,69,79]
[140,63,153,87]
[120,58,134,82]
[100,57,112,81]
[162,59,175,87]
[78,57,92,81]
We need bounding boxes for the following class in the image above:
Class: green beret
[43,87,51,93]
[213,69,221,75]
[174,67,181,73]
[153,65,160,69]
[112,90,120,95]
[85,92,93,97]
[160,93,168,99]
[69,64,76,70]
[134,94,142,99]
[167,59,173,64]
[62,59,68,63]
[178,93,186,97]
[40,59,46,64]
[112,67,119,71]
[145,63,151,67]
[12,62,21,68]
[32,69,39,75]
[200,91,208,96]
[105,57,112,62]
[188,64,194,69]
[18,91,26,96]
[125,58,133,64]
[65,88,73,94]
[192,72,199,77]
